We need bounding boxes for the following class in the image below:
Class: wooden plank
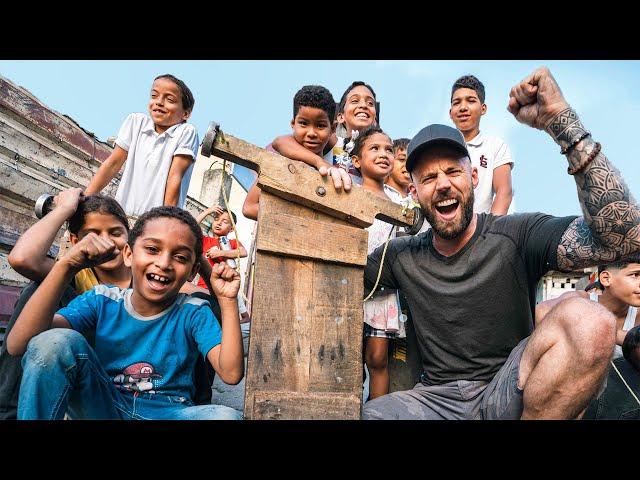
[252,392,361,420]
[256,210,368,266]
[244,252,315,417]
[211,133,415,229]
[0,205,63,251]
[244,193,366,419]
[308,261,364,394]
[0,117,115,191]
[0,154,80,204]
[0,76,113,164]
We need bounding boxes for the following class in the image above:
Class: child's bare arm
[6,233,118,356]
[490,164,514,215]
[242,181,261,221]
[9,188,84,282]
[205,262,244,384]
[209,240,247,259]
[163,154,193,207]
[271,135,351,192]
[85,146,128,196]
[272,135,331,170]
[195,205,224,225]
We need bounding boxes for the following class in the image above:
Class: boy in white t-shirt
[449,75,514,215]
[85,74,199,217]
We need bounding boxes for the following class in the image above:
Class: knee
[554,297,616,364]
[24,329,89,369]
[362,395,395,420]
[365,345,388,371]
[197,405,243,420]
[362,400,385,420]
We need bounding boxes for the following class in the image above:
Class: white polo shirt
[466,132,514,214]
[114,113,199,217]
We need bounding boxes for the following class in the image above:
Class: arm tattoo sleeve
[549,109,640,271]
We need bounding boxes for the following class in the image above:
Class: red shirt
[197,236,238,288]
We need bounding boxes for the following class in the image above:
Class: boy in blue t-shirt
[7,206,244,420]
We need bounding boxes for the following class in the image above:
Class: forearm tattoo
[546,107,589,156]
[550,111,640,271]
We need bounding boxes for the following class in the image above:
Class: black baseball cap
[406,124,470,173]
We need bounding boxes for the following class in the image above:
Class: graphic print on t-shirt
[112,362,163,393]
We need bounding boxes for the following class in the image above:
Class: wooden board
[244,193,368,420]
[0,75,113,164]
[253,392,361,420]
[211,132,415,230]
[256,210,369,266]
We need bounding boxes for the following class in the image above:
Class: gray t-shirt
[364,212,577,384]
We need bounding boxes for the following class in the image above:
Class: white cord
[221,156,249,304]
[363,226,394,303]
[610,360,640,407]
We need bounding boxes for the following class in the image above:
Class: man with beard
[361,67,640,420]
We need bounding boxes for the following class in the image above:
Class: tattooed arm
[508,67,640,271]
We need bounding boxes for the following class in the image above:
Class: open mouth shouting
[434,197,460,221]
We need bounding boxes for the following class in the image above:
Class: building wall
[535,267,597,304]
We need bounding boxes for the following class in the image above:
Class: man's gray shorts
[362,337,529,420]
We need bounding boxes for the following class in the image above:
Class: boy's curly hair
[451,75,485,104]
[68,195,129,236]
[293,85,336,122]
[154,74,195,113]
[128,206,203,259]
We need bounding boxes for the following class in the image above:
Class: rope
[220,156,249,304]
[362,225,394,302]
[610,360,640,407]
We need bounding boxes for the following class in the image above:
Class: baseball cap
[406,124,470,173]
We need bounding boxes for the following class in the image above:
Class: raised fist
[507,67,570,130]
[209,261,240,299]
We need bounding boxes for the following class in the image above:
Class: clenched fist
[62,232,119,271]
[507,67,570,130]
[209,261,240,299]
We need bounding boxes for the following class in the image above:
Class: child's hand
[205,246,221,258]
[62,232,119,271]
[53,187,85,216]
[209,262,240,299]
[318,163,352,192]
[207,205,224,217]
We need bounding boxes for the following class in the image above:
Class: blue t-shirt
[57,285,222,401]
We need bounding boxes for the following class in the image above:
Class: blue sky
[1,60,638,217]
